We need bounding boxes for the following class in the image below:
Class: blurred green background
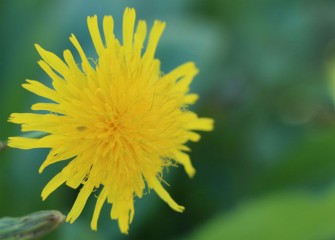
[2,0,335,239]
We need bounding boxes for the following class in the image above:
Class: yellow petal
[133,20,147,56]
[88,15,104,56]
[9,113,64,133]
[174,151,196,178]
[164,62,198,83]
[186,131,201,142]
[35,44,69,77]
[41,171,67,200]
[143,20,166,61]
[150,178,184,212]
[66,182,94,223]
[110,198,134,234]
[183,94,199,104]
[39,148,76,173]
[31,103,65,114]
[7,137,40,149]
[66,163,91,189]
[8,113,39,124]
[103,16,115,47]
[22,80,59,102]
[176,70,199,93]
[7,135,59,150]
[63,49,84,77]
[187,118,214,131]
[123,8,136,55]
[91,187,108,231]
[69,34,95,75]
[37,60,66,92]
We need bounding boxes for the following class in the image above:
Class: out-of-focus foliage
[2,0,335,239]
[186,185,335,240]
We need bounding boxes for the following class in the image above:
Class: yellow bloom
[8,8,214,234]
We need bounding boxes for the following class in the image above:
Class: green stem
[0,210,65,240]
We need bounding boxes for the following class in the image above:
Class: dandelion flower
[8,8,214,234]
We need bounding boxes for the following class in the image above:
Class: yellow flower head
[8,8,214,234]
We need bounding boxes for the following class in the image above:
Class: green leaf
[253,127,335,192]
[185,186,335,240]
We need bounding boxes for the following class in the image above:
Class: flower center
[108,119,121,131]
